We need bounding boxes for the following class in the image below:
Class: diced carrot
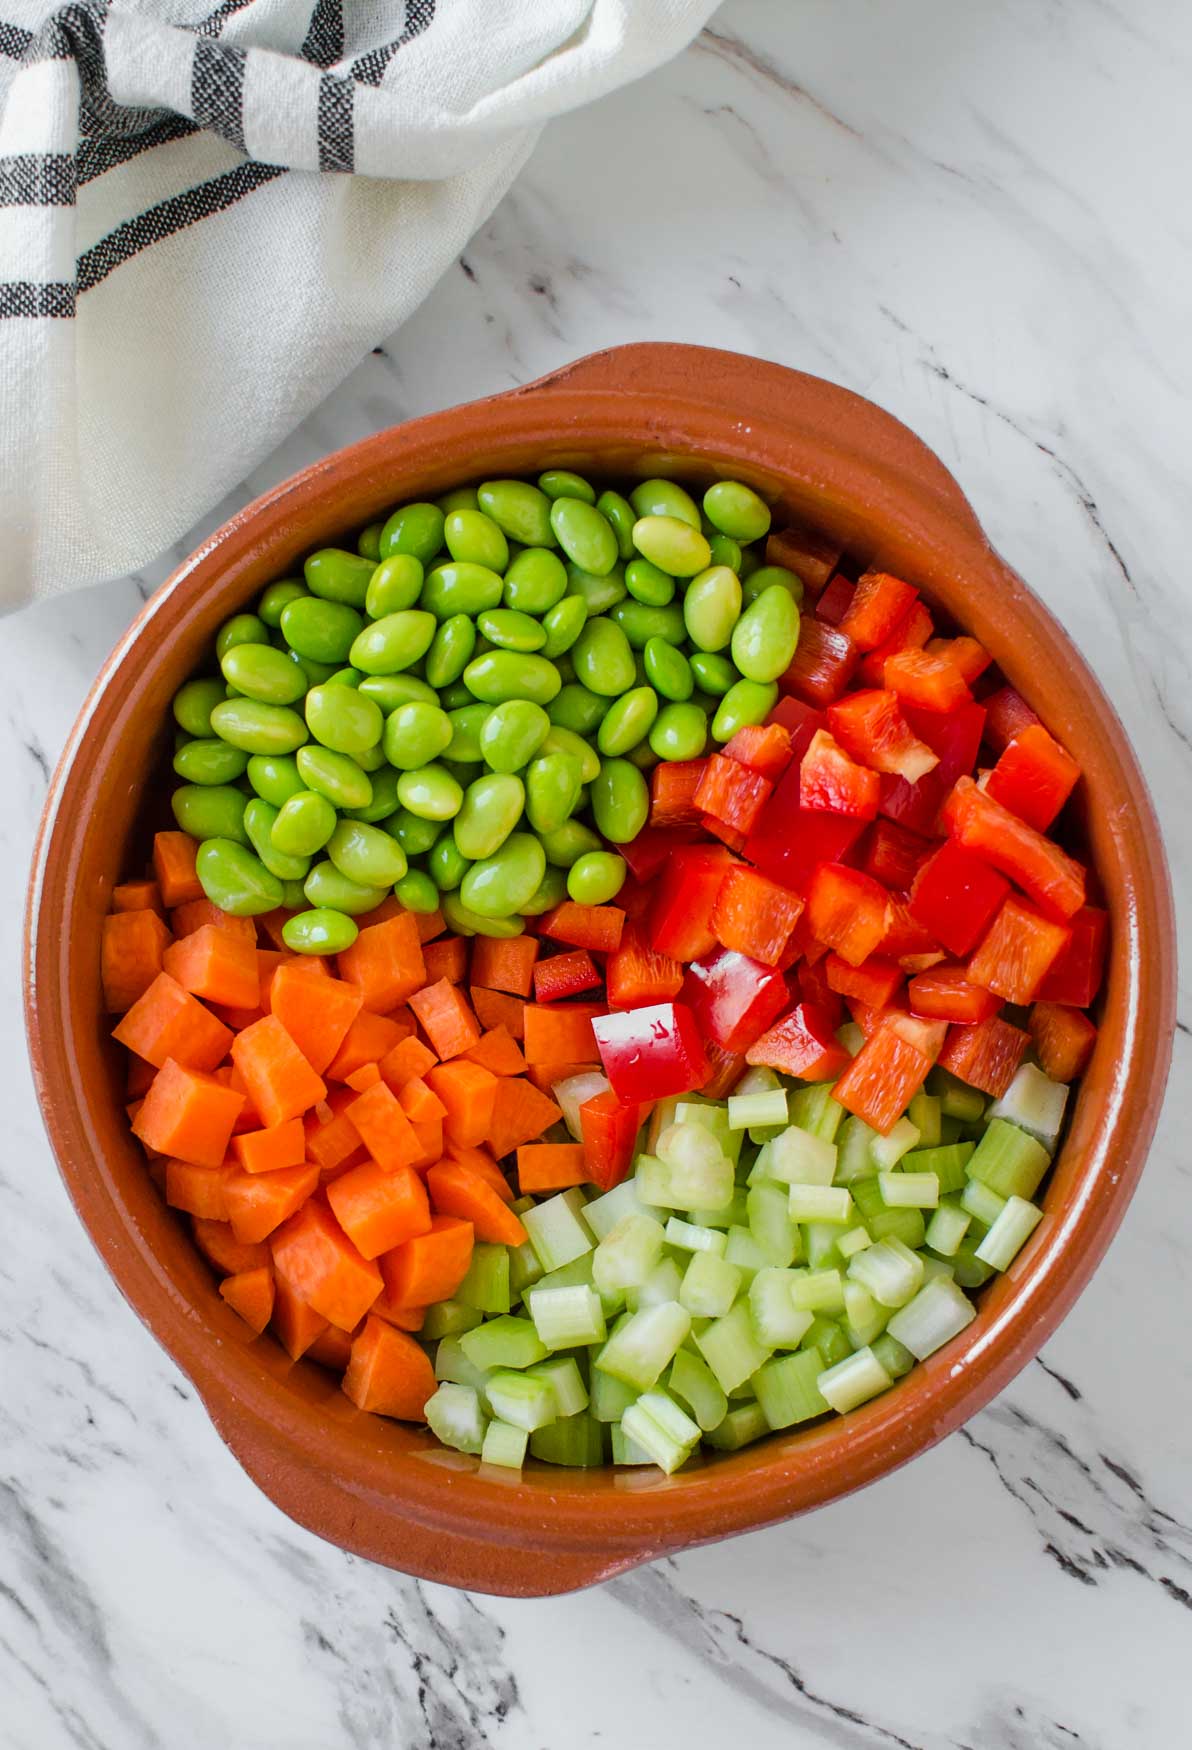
[304,1086,367,1175]
[408,979,482,1061]
[153,831,203,908]
[267,962,364,1076]
[230,1116,306,1175]
[102,910,173,1014]
[191,1217,270,1275]
[485,1076,563,1159]
[165,1159,234,1221]
[462,1027,527,1078]
[425,1061,498,1149]
[345,1061,382,1092]
[426,1160,527,1246]
[378,1033,439,1092]
[271,1198,383,1331]
[522,1003,605,1066]
[533,949,602,1004]
[231,1014,326,1127]
[516,1143,588,1194]
[271,1274,330,1359]
[397,1074,448,1124]
[325,1010,411,1082]
[413,908,447,945]
[353,896,407,929]
[326,1160,432,1260]
[421,936,469,985]
[306,1323,354,1370]
[337,913,425,1013]
[219,1265,275,1334]
[346,1080,424,1173]
[469,935,539,997]
[256,908,298,951]
[369,1295,426,1333]
[342,1315,436,1421]
[113,971,232,1071]
[1030,1002,1097,1082]
[409,1119,444,1172]
[133,1060,245,1166]
[526,1060,595,1094]
[379,1215,474,1309]
[209,1004,267,1034]
[443,1142,514,1204]
[126,1053,156,1098]
[224,1162,320,1244]
[170,899,256,942]
[470,985,526,1039]
[539,902,625,954]
[936,1013,1029,1098]
[162,923,259,1011]
[111,879,162,913]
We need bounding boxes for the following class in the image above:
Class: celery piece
[529,1411,605,1466]
[528,1356,589,1418]
[425,1383,488,1454]
[665,1217,727,1255]
[421,1299,483,1340]
[645,1128,735,1210]
[646,1095,683,1153]
[850,1177,884,1219]
[527,1283,607,1350]
[610,1423,656,1464]
[901,1141,974,1195]
[870,1330,915,1379]
[456,1242,511,1315]
[801,1315,850,1368]
[723,1224,768,1280]
[461,1315,548,1372]
[728,1088,789,1132]
[988,1063,1068,1150]
[629,1255,685,1310]
[906,1091,942,1149]
[748,1123,787,1148]
[847,1237,924,1308]
[866,1207,927,1249]
[508,1234,545,1299]
[842,1279,888,1348]
[837,1224,872,1260]
[486,1369,558,1432]
[747,1181,798,1267]
[802,1220,845,1270]
[788,1184,853,1224]
[929,1067,987,1123]
[765,1124,837,1186]
[834,1113,880,1185]
[554,1070,611,1141]
[690,1188,750,1231]
[592,1212,666,1294]
[523,1187,594,1272]
[836,1020,865,1057]
[676,1099,743,1166]
[753,1348,830,1428]
[967,1118,1051,1201]
[621,1390,701,1473]
[679,1250,742,1318]
[951,1236,997,1288]
[732,1066,782,1100]
[669,1348,729,1431]
[938,1113,962,1145]
[877,1171,939,1210]
[434,1336,493,1401]
[695,1300,773,1393]
[583,1176,647,1241]
[704,1401,770,1451]
[870,1117,921,1171]
[590,1356,639,1422]
[959,1177,1006,1229]
[887,1275,977,1358]
[749,1268,815,1350]
[920,1255,955,1285]
[925,1198,972,1258]
[974,1194,1044,1270]
[788,1082,845,1141]
[595,1300,691,1391]
[481,1419,529,1469]
[817,1345,893,1413]
[788,1266,845,1315]
[511,1195,535,1215]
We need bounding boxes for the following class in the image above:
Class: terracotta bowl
[25,344,1176,1596]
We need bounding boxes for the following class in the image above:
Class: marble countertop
[4,2,1190,1745]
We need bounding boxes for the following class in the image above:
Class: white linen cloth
[0,0,718,609]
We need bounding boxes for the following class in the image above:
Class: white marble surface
[4,1,1192,1745]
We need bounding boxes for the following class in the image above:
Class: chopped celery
[629,1255,685,1309]
[508,1234,545,1298]
[665,1217,728,1255]
[988,1063,1068,1150]
[802,1221,845,1270]
[938,1113,963,1144]
[584,1181,648,1245]
[960,1177,1006,1228]
[753,1348,829,1428]
[460,1315,547,1372]
[528,1356,589,1418]
[592,1212,665,1294]
[886,1275,976,1357]
[925,1198,971,1257]
[486,1369,558,1432]
[679,1249,742,1318]
[877,1171,939,1210]
[529,1411,605,1466]
[801,1315,851,1368]
[434,1335,494,1400]
[870,1330,915,1379]
[836,1020,865,1056]
[967,1118,1050,1201]
[847,1236,924,1308]
[591,1360,639,1422]
[728,1089,789,1131]
[554,1070,611,1141]
[842,1279,888,1348]
[929,1067,987,1123]
[747,1181,799,1267]
[425,1383,488,1454]
[906,1091,942,1148]
[669,1348,729,1431]
[789,1266,845,1314]
[536,1250,596,1291]
[481,1419,529,1469]
[866,1207,927,1249]
[704,1401,770,1450]
[788,1082,845,1141]
[749,1268,815,1349]
[695,1300,773,1393]
[456,1242,511,1315]
[690,1188,750,1230]
[900,1141,974,1195]
[595,1300,691,1390]
[837,1224,872,1260]
[646,1095,683,1153]
[511,1195,534,1214]
[765,1124,837,1186]
[421,1299,483,1340]
[732,1066,783,1100]
[638,1147,734,1213]
[920,1255,955,1285]
[951,1235,997,1288]
[676,1100,743,1165]
[723,1224,769,1280]
[528,1283,607,1350]
[817,1345,893,1413]
[610,1423,656,1464]
[870,1117,920,1170]
[974,1194,1044,1270]
[788,1184,853,1224]
[834,1114,880,1185]
[621,1390,701,1473]
[523,1187,594,1272]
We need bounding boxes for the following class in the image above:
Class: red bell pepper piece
[840,571,919,652]
[966,895,1071,1005]
[800,729,881,818]
[878,700,986,836]
[875,899,940,965]
[806,863,891,967]
[813,573,855,625]
[984,723,1080,831]
[710,864,804,968]
[1029,1002,1097,1083]
[766,695,825,759]
[824,952,904,1010]
[699,813,748,854]
[936,1013,1028,1098]
[908,963,1001,1025]
[830,1014,934,1134]
[925,635,991,685]
[618,825,700,884]
[578,1090,643,1191]
[721,721,794,781]
[591,1002,710,1104]
[779,618,859,707]
[605,921,683,1007]
[827,689,939,784]
[884,647,973,714]
[694,754,774,834]
[908,840,1010,958]
[983,686,1041,755]
[862,818,934,892]
[796,954,843,1025]
[1035,905,1108,1006]
[745,1002,850,1081]
[883,1009,947,1061]
[649,843,736,963]
[766,522,840,591]
[683,948,790,1053]
[942,776,1086,920]
[857,600,934,687]
[614,874,653,921]
[703,1042,748,1099]
[743,781,867,895]
[532,949,603,1004]
[540,902,625,954]
[649,759,708,828]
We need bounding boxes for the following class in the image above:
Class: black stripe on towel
[0,280,76,317]
[76,160,284,293]
[77,114,201,186]
[351,0,435,88]
[191,37,247,155]
[302,0,342,69]
[317,73,353,172]
[0,153,77,206]
[0,18,33,58]
[191,0,256,38]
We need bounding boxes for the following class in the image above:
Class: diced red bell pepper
[847,997,895,1039]
[703,1042,748,1098]
[806,863,891,967]
[605,921,683,1007]
[862,819,935,892]
[936,1012,1029,1098]
[766,522,840,591]
[814,573,855,625]
[908,839,1010,958]
[942,776,1085,920]
[795,950,842,1023]
[856,601,934,687]
[694,754,774,834]
[800,729,881,818]
[591,1002,710,1104]
[649,759,708,828]
[789,908,830,966]
[745,1002,850,1081]
[840,571,919,652]
[830,1015,934,1134]
[649,843,736,963]
[983,686,1041,755]
[826,690,939,784]
[615,874,653,921]
[878,700,986,836]
[884,648,972,714]
[883,1009,948,1061]
[710,864,804,968]
[722,721,794,781]
[825,952,904,1010]
[984,723,1080,832]
[743,778,867,894]
[1036,905,1108,1006]
[699,812,748,854]
[766,696,825,760]
[683,948,790,1054]
[779,618,859,707]
[540,902,625,954]
[578,1090,643,1191]
[1029,1002,1097,1082]
[619,824,700,884]
[925,636,991,685]
[966,895,1071,1005]
[875,898,939,963]
[908,963,1001,1025]
[533,949,603,1004]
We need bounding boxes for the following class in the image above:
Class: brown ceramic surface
[25,344,1175,1596]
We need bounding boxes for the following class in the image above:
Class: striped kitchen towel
[0,0,717,609]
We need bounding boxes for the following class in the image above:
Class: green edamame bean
[738,545,761,580]
[429,831,471,892]
[630,478,701,529]
[643,636,693,702]
[421,562,504,619]
[478,480,556,548]
[437,486,479,515]
[395,870,441,914]
[521,865,568,915]
[326,818,407,887]
[443,758,482,791]
[707,533,743,572]
[689,651,737,696]
[365,554,425,619]
[684,566,743,654]
[540,724,600,784]
[304,548,375,607]
[303,862,387,915]
[712,678,779,742]
[196,838,284,916]
[344,766,401,823]
[173,677,227,738]
[286,650,338,689]
[272,790,337,855]
[209,698,308,755]
[350,609,436,677]
[609,599,685,649]
[244,799,310,881]
[479,700,550,774]
[327,668,362,688]
[572,617,636,697]
[258,581,306,629]
[538,469,594,504]
[381,502,445,564]
[526,752,583,834]
[550,498,619,576]
[547,682,607,735]
[567,851,627,905]
[627,741,659,772]
[172,784,248,844]
[503,547,567,614]
[596,490,637,560]
[357,523,383,562]
[396,764,462,822]
[597,686,659,757]
[279,880,309,911]
[649,702,709,762]
[454,773,525,860]
[439,682,474,712]
[283,909,359,955]
[567,563,626,616]
[305,684,383,755]
[355,742,387,772]
[441,892,525,939]
[215,614,269,659]
[444,704,493,764]
[296,745,373,811]
[173,739,249,786]
[539,819,601,868]
[540,595,588,660]
[476,608,546,654]
[219,643,309,706]
[246,754,304,807]
[281,596,364,665]
[624,557,675,606]
[703,480,772,542]
[731,585,801,683]
[462,651,561,707]
[425,614,476,690]
[444,507,509,573]
[387,807,441,857]
[554,653,576,685]
[461,833,546,919]
[633,515,711,577]
[590,759,649,844]
[359,672,438,712]
[741,564,804,607]
[383,701,453,770]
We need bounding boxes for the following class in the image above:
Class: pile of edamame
[170,471,804,954]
